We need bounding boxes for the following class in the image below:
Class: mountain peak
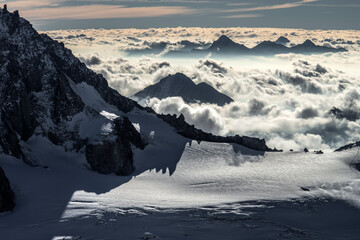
[302,39,316,47]
[213,35,235,46]
[275,36,290,45]
[218,35,232,41]
[134,73,233,106]
[160,73,194,85]
[208,35,248,52]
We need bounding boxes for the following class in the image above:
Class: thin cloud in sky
[224,0,318,13]
[1,0,59,9]
[19,5,196,20]
[2,0,359,29]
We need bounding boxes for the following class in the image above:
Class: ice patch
[132,123,141,133]
[100,110,119,120]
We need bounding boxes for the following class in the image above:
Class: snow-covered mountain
[133,73,233,106]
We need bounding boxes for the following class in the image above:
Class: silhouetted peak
[214,35,234,45]
[173,72,188,79]
[302,39,316,47]
[163,73,193,83]
[134,73,233,106]
[218,35,231,41]
[275,36,290,44]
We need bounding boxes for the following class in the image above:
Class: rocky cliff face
[0,6,146,175]
[0,166,15,212]
[86,117,146,175]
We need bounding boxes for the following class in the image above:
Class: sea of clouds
[45,27,360,151]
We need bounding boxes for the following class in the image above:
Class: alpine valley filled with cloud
[1,1,360,240]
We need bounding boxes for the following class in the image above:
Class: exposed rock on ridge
[158,113,278,152]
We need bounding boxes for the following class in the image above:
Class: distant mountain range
[133,73,233,106]
[127,35,346,57]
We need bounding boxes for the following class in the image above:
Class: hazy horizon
[2,0,360,30]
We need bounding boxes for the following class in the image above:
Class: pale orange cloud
[224,0,318,13]
[7,4,196,20]
[1,0,58,9]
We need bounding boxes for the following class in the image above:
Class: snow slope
[0,106,359,239]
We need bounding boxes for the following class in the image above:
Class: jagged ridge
[157,113,279,152]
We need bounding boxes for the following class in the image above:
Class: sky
[2,0,360,30]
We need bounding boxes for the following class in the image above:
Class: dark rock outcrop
[329,107,360,121]
[158,113,279,152]
[0,166,15,212]
[133,73,233,106]
[335,142,360,152]
[86,117,146,175]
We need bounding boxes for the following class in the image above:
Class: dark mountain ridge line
[133,34,346,57]
[191,35,346,55]
[155,112,280,152]
[335,142,360,152]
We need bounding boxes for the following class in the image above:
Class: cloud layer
[46,27,360,151]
